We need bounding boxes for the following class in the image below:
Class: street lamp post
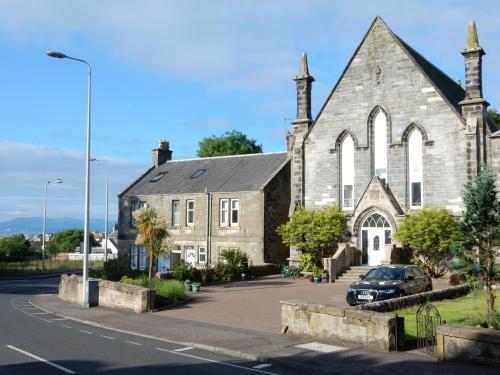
[47,50,92,308]
[42,179,62,271]
[91,158,109,261]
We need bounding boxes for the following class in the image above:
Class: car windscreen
[364,267,404,281]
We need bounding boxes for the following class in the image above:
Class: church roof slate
[120,152,289,197]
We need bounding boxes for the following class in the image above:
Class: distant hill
[0,217,114,236]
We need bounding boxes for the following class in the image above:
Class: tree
[459,168,500,324]
[277,207,347,261]
[0,234,32,261]
[488,108,500,127]
[394,208,461,277]
[133,207,172,282]
[45,229,98,256]
[197,130,263,157]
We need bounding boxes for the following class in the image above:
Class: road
[0,276,297,375]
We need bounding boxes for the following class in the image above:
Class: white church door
[361,213,392,266]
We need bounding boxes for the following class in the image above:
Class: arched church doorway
[360,213,392,266]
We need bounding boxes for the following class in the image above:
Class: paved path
[28,276,497,375]
[156,275,452,333]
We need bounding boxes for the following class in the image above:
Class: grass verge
[120,276,186,304]
[0,260,103,276]
[396,289,500,340]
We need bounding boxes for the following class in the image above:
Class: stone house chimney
[152,139,172,166]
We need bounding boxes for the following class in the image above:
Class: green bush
[171,260,197,281]
[312,265,323,278]
[119,276,186,304]
[102,256,134,281]
[214,249,249,281]
[298,253,321,272]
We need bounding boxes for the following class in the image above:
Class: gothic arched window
[373,111,388,181]
[408,129,423,208]
[341,136,355,210]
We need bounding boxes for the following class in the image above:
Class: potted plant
[312,266,322,283]
[191,282,201,292]
[184,279,192,292]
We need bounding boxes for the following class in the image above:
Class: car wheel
[398,291,406,298]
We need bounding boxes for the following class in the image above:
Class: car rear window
[364,267,404,281]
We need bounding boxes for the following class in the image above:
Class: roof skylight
[150,172,167,182]
[191,169,206,179]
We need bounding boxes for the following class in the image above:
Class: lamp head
[56,178,63,184]
[46,51,67,59]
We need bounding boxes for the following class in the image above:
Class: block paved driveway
[157,275,451,333]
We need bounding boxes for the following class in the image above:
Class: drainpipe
[205,188,212,263]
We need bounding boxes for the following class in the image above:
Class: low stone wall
[437,324,500,365]
[58,274,98,307]
[98,279,154,313]
[59,274,153,313]
[323,243,359,283]
[358,284,471,313]
[281,300,404,351]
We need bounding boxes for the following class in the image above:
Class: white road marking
[125,340,142,346]
[173,346,194,352]
[61,325,72,329]
[253,364,272,369]
[80,330,92,334]
[52,318,68,321]
[21,307,38,310]
[295,342,347,353]
[10,297,53,323]
[155,347,280,375]
[32,312,49,315]
[6,345,76,374]
[100,335,115,340]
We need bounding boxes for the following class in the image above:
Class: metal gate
[416,303,441,355]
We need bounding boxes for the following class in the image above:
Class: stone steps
[336,266,374,282]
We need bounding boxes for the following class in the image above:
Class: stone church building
[287,17,500,266]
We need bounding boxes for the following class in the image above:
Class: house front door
[361,213,392,266]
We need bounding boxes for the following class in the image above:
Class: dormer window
[150,172,167,182]
[191,169,206,179]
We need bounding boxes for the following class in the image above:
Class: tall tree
[45,229,98,255]
[133,207,172,282]
[394,208,461,277]
[277,207,347,261]
[459,168,499,324]
[488,108,500,127]
[197,130,263,157]
[0,234,32,261]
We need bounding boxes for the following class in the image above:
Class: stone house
[117,142,290,271]
[287,17,499,266]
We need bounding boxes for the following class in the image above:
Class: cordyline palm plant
[133,207,172,283]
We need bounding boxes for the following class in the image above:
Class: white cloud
[0,140,144,221]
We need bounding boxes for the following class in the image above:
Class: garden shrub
[214,249,249,281]
[102,256,134,281]
[171,260,197,281]
[298,253,321,272]
[119,275,186,304]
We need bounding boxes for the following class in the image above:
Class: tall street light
[91,158,109,261]
[42,179,63,271]
[47,50,92,308]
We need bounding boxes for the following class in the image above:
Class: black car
[346,265,432,306]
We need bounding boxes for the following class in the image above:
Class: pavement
[29,275,497,375]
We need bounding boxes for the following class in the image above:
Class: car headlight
[378,289,396,294]
[347,288,355,293]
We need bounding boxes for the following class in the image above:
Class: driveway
[156,275,450,333]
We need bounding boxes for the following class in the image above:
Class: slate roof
[395,36,466,112]
[120,152,289,197]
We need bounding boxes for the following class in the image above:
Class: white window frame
[130,200,147,228]
[230,199,239,226]
[186,200,194,226]
[373,111,388,181]
[184,245,196,266]
[171,200,180,226]
[220,199,229,227]
[408,129,423,208]
[198,246,207,263]
[139,245,147,270]
[130,245,138,270]
[341,136,355,210]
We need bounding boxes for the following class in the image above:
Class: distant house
[117,141,290,272]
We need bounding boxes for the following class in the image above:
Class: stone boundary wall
[437,324,500,365]
[323,243,360,282]
[58,274,153,313]
[357,284,470,313]
[281,300,404,351]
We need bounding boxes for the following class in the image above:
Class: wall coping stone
[437,324,500,345]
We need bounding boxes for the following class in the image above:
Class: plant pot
[184,283,192,292]
[241,273,247,281]
[313,277,322,283]
[191,284,200,293]
[307,275,314,283]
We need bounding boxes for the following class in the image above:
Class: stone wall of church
[490,136,500,192]
[303,19,468,223]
